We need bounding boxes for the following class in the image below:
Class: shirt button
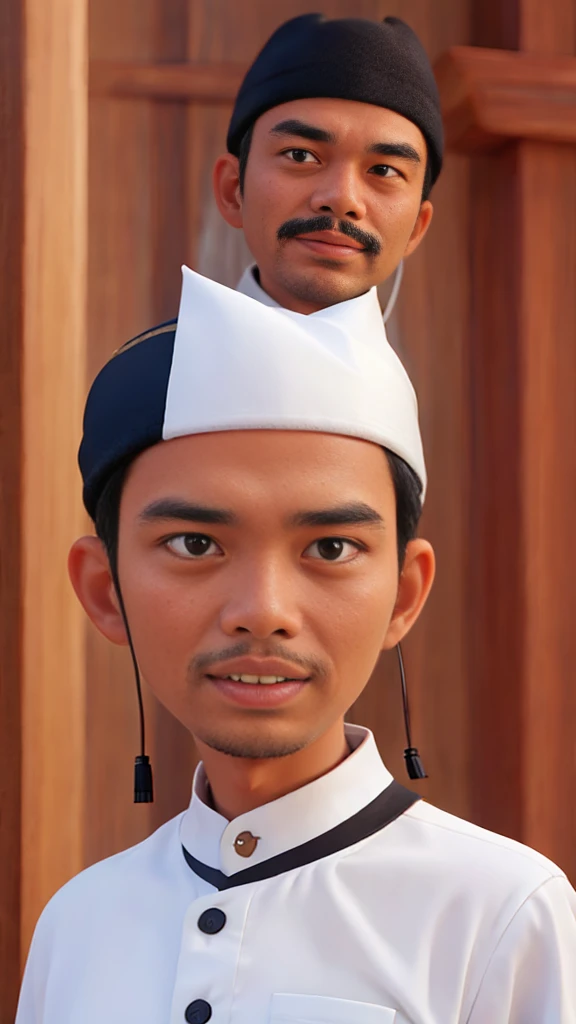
[233,830,259,857]
[185,999,212,1024]
[198,908,226,934]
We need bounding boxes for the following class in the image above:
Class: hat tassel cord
[396,642,427,780]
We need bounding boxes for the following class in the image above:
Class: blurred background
[1,0,576,1017]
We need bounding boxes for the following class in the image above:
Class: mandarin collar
[179,724,393,878]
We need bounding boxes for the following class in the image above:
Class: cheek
[244,167,305,232]
[117,559,216,685]
[307,565,398,659]
[373,194,422,244]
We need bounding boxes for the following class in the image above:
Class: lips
[296,230,364,251]
[208,676,309,708]
[204,657,312,707]
[205,657,310,683]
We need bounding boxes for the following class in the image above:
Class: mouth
[205,660,311,708]
[294,231,366,257]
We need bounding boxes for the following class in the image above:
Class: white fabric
[17,725,576,1024]
[163,267,427,496]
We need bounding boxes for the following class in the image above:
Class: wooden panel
[90,60,246,101]
[521,141,576,869]
[436,46,576,153]
[467,140,576,877]
[0,0,23,1015]
[519,0,576,54]
[460,0,576,878]
[20,0,88,961]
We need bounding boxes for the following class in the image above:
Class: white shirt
[16,724,576,1024]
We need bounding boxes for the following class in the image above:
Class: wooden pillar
[20,0,89,967]
[436,18,576,874]
[0,2,24,1016]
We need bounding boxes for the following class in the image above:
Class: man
[16,268,576,1022]
[212,14,440,314]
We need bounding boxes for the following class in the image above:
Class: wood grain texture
[0,0,23,1015]
[461,0,576,879]
[520,141,576,870]
[467,141,576,877]
[90,60,247,102]
[436,46,576,152]
[20,0,88,961]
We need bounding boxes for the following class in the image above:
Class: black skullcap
[227,14,443,184]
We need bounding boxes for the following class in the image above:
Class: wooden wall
[3,0,576,1018]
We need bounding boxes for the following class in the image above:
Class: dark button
[234,830,259,857]
[185,999,212,1024]
[198,908,226,935]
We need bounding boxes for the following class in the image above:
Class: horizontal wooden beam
[89,61,246,103]
[435,46,576,152]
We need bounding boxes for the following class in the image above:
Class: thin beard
[196,731,308,760]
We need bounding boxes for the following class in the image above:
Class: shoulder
[34,811,187,939]
[398,798,566,897]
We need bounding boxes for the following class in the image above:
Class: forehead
[121,430,395,514]
[252,97,427,156]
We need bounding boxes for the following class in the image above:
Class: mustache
[192,640,328,679]
[277,216,382,256]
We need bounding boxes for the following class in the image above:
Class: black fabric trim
[182,780,419,891]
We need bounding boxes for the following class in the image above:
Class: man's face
[214,97,433,312]
[99,431,429,760]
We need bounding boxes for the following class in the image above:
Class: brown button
[233,830,260,858]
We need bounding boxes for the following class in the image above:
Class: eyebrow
[368,141,421,163]
[289,502,384,529]
[269,118,337,145]
[138,500,237,526]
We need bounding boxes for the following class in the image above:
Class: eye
[304,537,362,562]
[164,534,222,559]
[370,164,401,178]
[283,148,318,164]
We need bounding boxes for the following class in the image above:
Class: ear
[212,152,244,229]
[403,200,434,259]
[68,536,128,645]
[381,538,435,650]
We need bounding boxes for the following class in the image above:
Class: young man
[213,14,440,313]
[16,269,576,1023]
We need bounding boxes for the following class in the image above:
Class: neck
[195,719,351,821]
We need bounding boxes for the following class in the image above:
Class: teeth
[225,674,290,685]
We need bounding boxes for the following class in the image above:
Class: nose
[309,162,367,222]
[219,558,302,640]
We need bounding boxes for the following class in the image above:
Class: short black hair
[237,123,433,202]
[93,448,422,575]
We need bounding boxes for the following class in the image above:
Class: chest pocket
[269,993,396,1023]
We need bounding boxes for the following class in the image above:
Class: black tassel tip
[134,754,154,803]
[404,747,428,781]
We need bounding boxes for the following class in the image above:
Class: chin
[281,264,372,307]
[195,724,310,761]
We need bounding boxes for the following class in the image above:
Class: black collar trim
[182,780,419,891]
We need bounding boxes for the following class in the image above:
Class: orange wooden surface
[458,0,576,875]
[90,60,246,101]
[466,141,576,871]
[0,1,24,1017]
[19,0,89,963]
[436,46,576,152]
